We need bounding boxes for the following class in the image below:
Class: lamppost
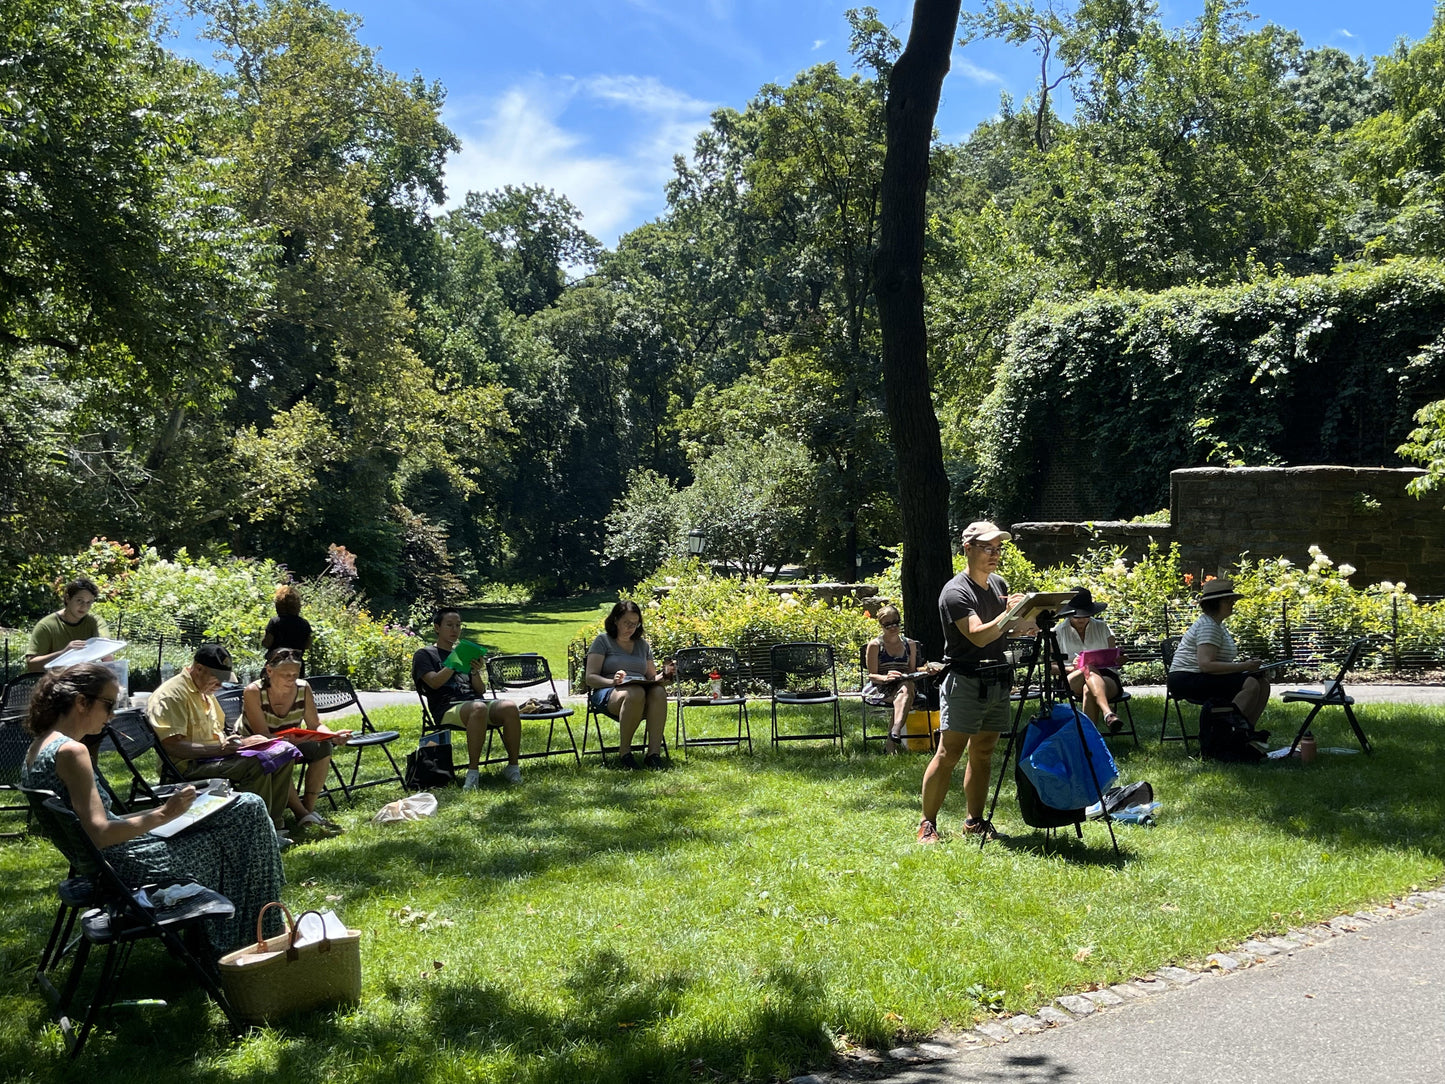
[687,529,706,558]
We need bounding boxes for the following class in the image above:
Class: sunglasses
[95,696,116,715]
[880,620,901,629]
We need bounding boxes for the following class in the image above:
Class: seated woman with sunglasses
[20,663,285,953]
[864,605,932,753]
[241,648,351,833]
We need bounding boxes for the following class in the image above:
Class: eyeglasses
[880,620,901,629]
[95,696,116,715]
[969,543,1004,556]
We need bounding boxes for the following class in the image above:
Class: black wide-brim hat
[1063,587,1108,617]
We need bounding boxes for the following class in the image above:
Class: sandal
[1103,713,1123,734]
[884,730,904,754]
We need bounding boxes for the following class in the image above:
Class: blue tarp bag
[1019,704,1118,812]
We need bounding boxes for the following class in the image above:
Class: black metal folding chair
[20,787,240,1056]
[484,654,580,767]
[214,686,245,732]
[857,644,931,750]
[305,675,406,804]
[768,642,843,751]
[1281,638,1373,756]
[580,682,671,766]
[1,672,41,832]
[1158,637,1200,748]
[96,710,188,809]
[673,647,751,756]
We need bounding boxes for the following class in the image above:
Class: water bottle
[1299,733,1317,764]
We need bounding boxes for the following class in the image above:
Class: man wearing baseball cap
[917,521,1028,844]
[148,643,294,830]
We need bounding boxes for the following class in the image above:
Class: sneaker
[463,769,482,791]
[962,817,999,841]
[615,753,639,770]
[642,753,666,771]
[916,819,941,844]
[501,764,522,785]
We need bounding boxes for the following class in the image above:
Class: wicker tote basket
[218,902,362,1024]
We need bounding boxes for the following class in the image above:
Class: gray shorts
[938,671,1011,735]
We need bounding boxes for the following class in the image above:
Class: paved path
[350,682,1445,720]
[796,894,1445,1084]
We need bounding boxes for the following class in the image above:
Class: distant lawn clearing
[459,592,615,674]
[1,697,1441,1083]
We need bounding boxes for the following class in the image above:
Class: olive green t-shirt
[25,612,109,662]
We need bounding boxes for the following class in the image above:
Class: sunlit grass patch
[1,697,1441,1082]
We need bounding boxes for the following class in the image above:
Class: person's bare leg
[460,702,485,770]
[962,730,1001,821]
[1069,669,1100,723]
[302,757,330,813]
[612,688,645,754]
[489,700,522,764]
[891,681,915,736]
[1089,671,1115,717]
[643,684,668,755]
[1235,675,1271,725]
[921,730,968,824]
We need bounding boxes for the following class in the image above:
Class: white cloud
[1339,28,1355,39]
[813,39,825,50]
[955,58,1005,86]
[441,75,714,245]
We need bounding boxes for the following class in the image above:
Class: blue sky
[162,1,1435,247]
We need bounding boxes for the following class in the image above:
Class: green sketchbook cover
[443,639,486,672]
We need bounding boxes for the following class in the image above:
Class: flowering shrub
[55,545,425,688]
[874,541,1445,676]
[568,558,879,685]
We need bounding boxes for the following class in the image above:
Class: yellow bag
[903,710,938,752]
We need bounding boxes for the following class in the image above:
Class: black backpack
[1199,701,1266,762]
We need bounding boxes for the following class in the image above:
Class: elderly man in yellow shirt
[147,643,295,831]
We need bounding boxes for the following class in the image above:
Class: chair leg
[1119,698,1140,748]
[71,941,122,1058]
[1343,703,1372,754]
[1286,703,1324,757]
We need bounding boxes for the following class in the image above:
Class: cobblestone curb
[788,886,1445,1084]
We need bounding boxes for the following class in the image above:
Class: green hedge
[567,559,879,686]
[976,259,1445,522]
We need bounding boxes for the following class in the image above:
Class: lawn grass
[2,695,1442,1083]
[458,592,615,674]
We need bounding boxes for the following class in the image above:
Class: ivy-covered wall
[975,260,1445,523]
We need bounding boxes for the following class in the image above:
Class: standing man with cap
[148,643,295,830]
[917,521,1027,844]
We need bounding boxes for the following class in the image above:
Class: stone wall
[1008,521,1171,570]
[1011,465,1445,592]
[1171,466,1445,589]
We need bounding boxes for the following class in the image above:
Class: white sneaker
[501,764,522,785]
[463,769,481,791]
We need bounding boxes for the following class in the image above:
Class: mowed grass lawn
[1,696,1442,1083]
[458,592,616,674]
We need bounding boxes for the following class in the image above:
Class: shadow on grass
[0,940,844,1084]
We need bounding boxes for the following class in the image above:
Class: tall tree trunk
[872,0,960,661]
